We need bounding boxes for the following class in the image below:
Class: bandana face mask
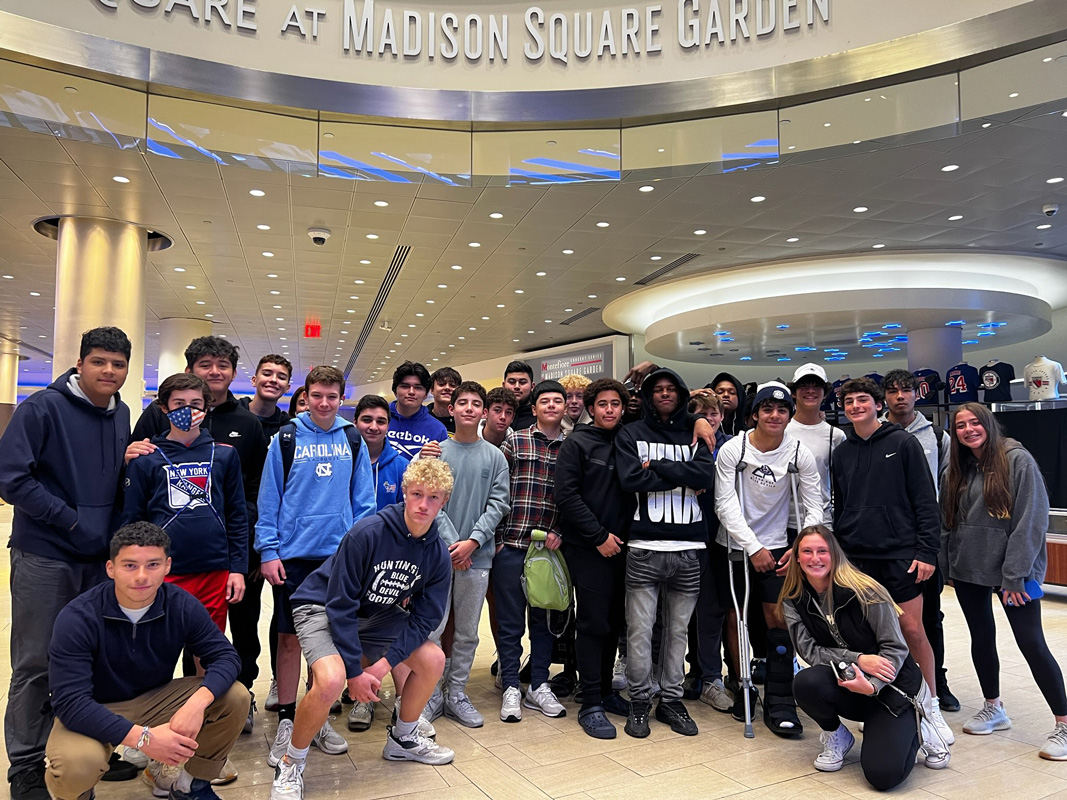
[166,405,207,432]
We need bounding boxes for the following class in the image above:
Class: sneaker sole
[383,751,454,766]
[1039,751,1067,761]
[624,724,650,739]
[444,709,484,728]
[348,720,372,732]
[522,700,566,718]
[814,761,844,772]
[210,773,238,786]
[500,711,522,723]
[924,755,952,770]
[963,722,1011,735]
[310,739,349,755]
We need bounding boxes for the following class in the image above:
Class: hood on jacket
[377,439,403,466]
[709,371,747,435]
[389,401,434,426]
[380,501,440,547]
[640,367,692,427]
[846,419,902,445]
[54,368,124,416]
[294,409,352,435]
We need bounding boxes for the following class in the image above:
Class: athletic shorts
[711,542,787,606]
[167,570,229,632]
[274,558,327,635]
[292,603,413,668]
[850,557,924,604]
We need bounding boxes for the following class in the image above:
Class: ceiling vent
[344,245,410,378]
[559,307,601,325]
[634,253,700,285]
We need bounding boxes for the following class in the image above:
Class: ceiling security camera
[308,227,331,245]
[1043,203,1059,217]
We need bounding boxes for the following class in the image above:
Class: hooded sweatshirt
[831,422,940,564]
[121,430,248,575]
[291,503,451,678]
[879,411,950,497]
[0,368,130,562]
[940,440,1049,594]
[555,422,635,548]
[710,371,748,437]
[49,581,240,746]
[615,368,716,545]
[371,440,406,511]
[238,395,290,440]
[386,401,447,461]
[255,412,375,563]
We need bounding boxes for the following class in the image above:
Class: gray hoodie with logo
[939,440,1049,594]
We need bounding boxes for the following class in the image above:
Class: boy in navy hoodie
[256,366,375,762]
[46,522,247,800]
[122,373,248,633]
[269,459,454,800]
[0,326,132,800]
[387,361,447,461]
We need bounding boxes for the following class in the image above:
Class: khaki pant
[44,678,249,800]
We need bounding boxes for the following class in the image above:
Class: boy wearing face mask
[121,373,249,633]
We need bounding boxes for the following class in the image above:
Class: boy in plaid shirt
[493,380,568,724]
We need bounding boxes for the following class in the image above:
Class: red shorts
[166,570,229,632]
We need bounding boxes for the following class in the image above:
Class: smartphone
[1025,579,1045,600]
[830,661,856,682]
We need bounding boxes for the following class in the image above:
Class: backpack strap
[279,422,297,489]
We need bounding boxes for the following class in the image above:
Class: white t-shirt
[1025,358,1066,401]
[785,419,845,524]
[714,431,824,555]
[119,604,151,624]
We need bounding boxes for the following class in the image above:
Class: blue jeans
[625,548,701,703]
[491,545,553,691]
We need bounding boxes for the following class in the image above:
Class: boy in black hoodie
[0,326,132,800]
[710,372,748,437]
[615,368,715,739]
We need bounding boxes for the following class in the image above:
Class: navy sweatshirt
[0,369,130,562]
[615,368,716,544]
[291,503,451,679]
[121,431,248,575]
[49,582,240,746]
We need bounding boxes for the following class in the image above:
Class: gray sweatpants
[429,568,491,695]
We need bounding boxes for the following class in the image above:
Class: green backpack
[521,529,573,612]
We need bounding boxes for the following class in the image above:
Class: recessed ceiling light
[1037,223,1052,230]
[853,206,869,213]
[872,243,886,249]
[112,175,130,184]
[544,319,552,323]
[536,271,547,277]
[1,274,12,279]
[596,221,610,228]
[482,316,489,320]
[693,229,707,235]
[527,330,535,334]
[787,145,796,150]
[350,295,359,300]
[354,280,365,284]
[489,212,503,219]
[262,251,274,258]
[458,336,465,340]
[1044,56,1054,63]
[278,327,285,331]
[565,308,573,312]
[786,237,799,243]
[408,324,416,328]
[185,285,196,290]
[469,327,477,331]
[196,301,206,305]
[366,234,379,240]
[750,195,766,203]
[639,185,654,192]
[468,242,481,248]
[174,267,186,272]
[650,256,662,261]
[822,122,831,128]
[276,317,284,321]
[562,249,574,255]
[270,290,280,295]
[426,299,435,304]
[451,264,462,270]
[416,312,425,317]
[513,338,520,342]
[496,304,505,308]
[948,215,964,221]
[273,304,282,308]
[588,294,597,299]
[205,314,213,318]
[266,273,278,278]
[616,276,626,282]
[374,200,389,207]
[941,164,960,172]
[515,289,524,294]
[449,344,455,347]
[346,308,355,313]
[359,259,371,265]
[257,224,271,230]
[1008,92,1020,98]
[249,189,265,197]
[1048,177,1065,184]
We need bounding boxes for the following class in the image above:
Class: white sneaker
[270,757,305,800]
[1040,721,1067,761]
[268,719,294,767]
[265,678,280,712]
[612,655,627,691]
[210,757,238,786]
[424,684,446,722]
[926,697,955,745]
[524,683,566,718]
[501,686,522,723]
[120,746,147,770]
[699,678,733,712]
[311,719,349,755]
[920,718,952,770]
[963,701,1012,735]
[382,728,455,765]
[444,691,485,728]
[391,699,436,739]
[814,724,855,772]
[141,761,181,798]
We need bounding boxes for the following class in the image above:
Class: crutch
[727,458,756,738]
[787,451,803,542]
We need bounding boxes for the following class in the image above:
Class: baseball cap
[751,380,796,415]
[792,363,828,385]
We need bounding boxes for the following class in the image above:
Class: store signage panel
[533,344,614,382]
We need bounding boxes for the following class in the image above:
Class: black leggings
[794,665,919,792]
[953,580,1067,715]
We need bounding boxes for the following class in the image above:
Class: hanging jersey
[946,363,980,404]
[912,369,942,407]
[864,372,884,385]
[830,379,848,413]
[980,362,1016,403]
[1025,359,1066,401]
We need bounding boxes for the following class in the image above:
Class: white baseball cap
[792,363,828,385]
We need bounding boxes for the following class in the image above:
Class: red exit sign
[304,316,321,338]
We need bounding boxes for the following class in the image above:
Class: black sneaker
[101,752,139,782]
[602,692,631,717]
[548,671,576,698]
[937,676,960,713]
[682,673,703,701]
[169,778,223,800]
[656,700,698,736]
[10,768,49,800]
[625,700,652,738]
[732,686,760,723]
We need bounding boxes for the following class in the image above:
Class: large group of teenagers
[0,325,1065,800]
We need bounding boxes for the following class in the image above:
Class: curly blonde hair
[402,457,454,496]
[559,373,592,392]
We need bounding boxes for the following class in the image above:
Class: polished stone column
[0,349,19,439]
[157,317,213,388]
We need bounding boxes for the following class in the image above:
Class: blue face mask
[166,405,206,432]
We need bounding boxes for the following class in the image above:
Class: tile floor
[1,503,1066,799]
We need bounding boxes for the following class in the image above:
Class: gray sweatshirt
[439,437,511,570]
[939,440,1049,594]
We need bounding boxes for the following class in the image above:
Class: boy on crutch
[714,382,824,737]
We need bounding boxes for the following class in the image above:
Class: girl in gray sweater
[940,402,1067,760]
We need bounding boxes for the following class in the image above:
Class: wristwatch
[136,725,151,750]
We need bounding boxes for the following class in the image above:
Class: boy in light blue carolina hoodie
[255,366,375,752]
